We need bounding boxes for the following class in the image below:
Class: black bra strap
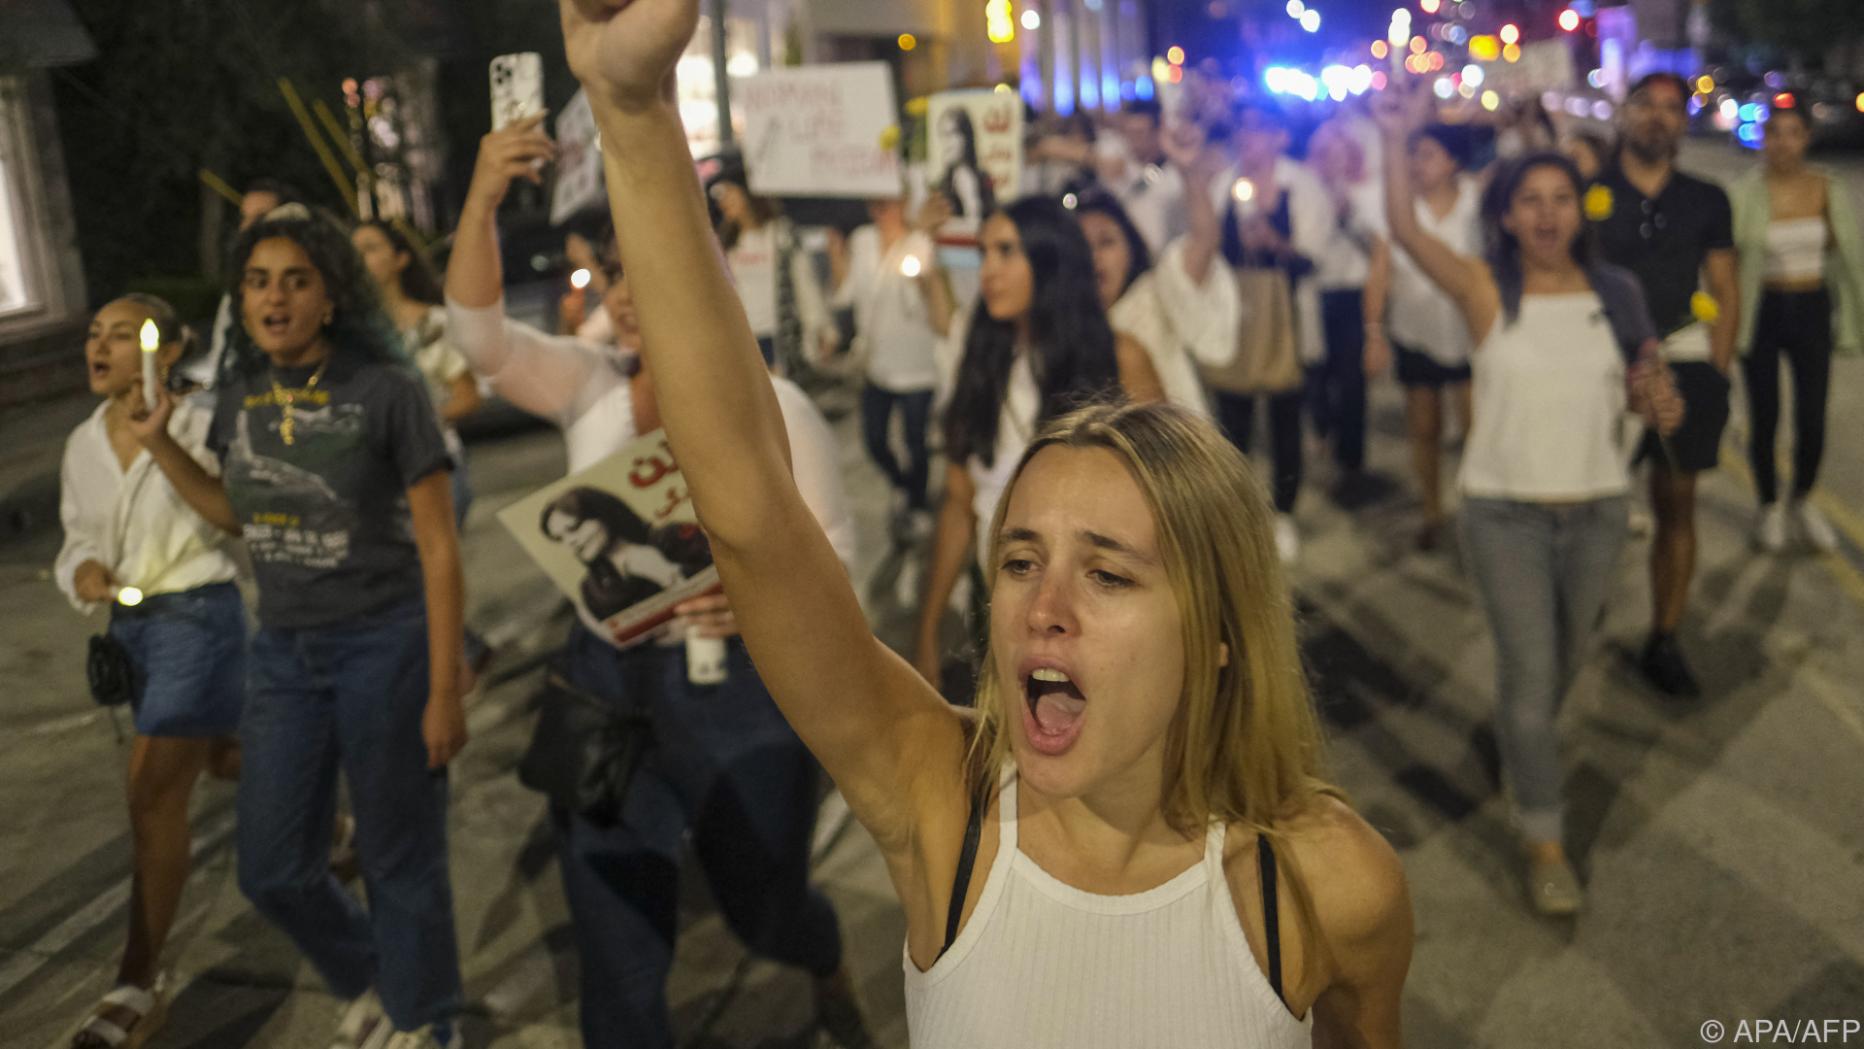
[1258,835,1284,1002]
[938,779,988,962]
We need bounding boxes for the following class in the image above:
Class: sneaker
[814,967,876,1049]
[1638,633,1702,699]
[382,1023,460,1049]
[1752,503,1790,553]
[1793,499,1840,553]
[1273,514,1300,566]
[1524,854,1584,916]
[330,990,387,1049]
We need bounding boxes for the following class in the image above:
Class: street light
[1558,9,1581,31]
[1499,22,1520,44]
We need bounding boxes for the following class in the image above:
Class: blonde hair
[968,400,1340,836]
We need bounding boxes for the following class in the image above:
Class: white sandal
[71,975,167,1049]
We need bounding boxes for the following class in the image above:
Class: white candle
[138,319,160,409]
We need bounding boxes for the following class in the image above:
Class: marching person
[558,4,1414,1046]
[444,112,872,1049]
[58,295,244,1049]
[1590,73,1741,699]
[131,204,468,1049]
[1728,102,1864,553]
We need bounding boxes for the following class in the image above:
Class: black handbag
[86,633,137,708]
[517,672,651,827]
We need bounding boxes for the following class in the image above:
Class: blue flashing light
[1735,121,1762,147]
[1134,76,1156,101]
[1105,75,1122,105]
[1737,102,1762,123]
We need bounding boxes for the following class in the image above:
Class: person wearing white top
[1101,100,1190,253]
[1363,125,1482,548]
[710,173,839,373]
[1303,118,1383,490]
[58,296,245,1049]
[1073,127,1233,422]
[558,12,1417,1045]
[1374,84,1683,916]
[829,198,942,523]
[1205,102,1336,564]
[911,197,1164,688]
[444,114,869,1049]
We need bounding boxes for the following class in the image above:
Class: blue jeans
[108,581,246,737]
[237,597,462,1030]
[1460,496,1628,845]
[552,627,841,1049]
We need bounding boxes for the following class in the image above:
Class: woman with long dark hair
[912,196,1163,683]
[710,171,838,372]
[557,6,1415,1043]
[1729,104,1864,552]
[58,295,243,1049]
[132,204,466,1048]
[1375,83,1681,915]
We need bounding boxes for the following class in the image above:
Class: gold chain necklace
[271,359,330,445]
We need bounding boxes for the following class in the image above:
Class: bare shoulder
[1221,796,1411,953]
[1278,797,1411,949]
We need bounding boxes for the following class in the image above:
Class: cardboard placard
[499,430,720,648]
[551,89,606,225]
[740,62,903,199]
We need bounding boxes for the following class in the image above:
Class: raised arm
[560,0,966,853]
[1161,121,1224,286]
[1371,84,1498,344]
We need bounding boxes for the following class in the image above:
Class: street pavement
[2,138,1862,1048]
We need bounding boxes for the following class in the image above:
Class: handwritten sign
[1479,40,1576,95]
[499,429,720,649]
[740,62,902,199]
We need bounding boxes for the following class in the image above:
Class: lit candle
[113,586,145,607]
[138,319,160,409]
[570,268,592,290]
[899,254,923,278]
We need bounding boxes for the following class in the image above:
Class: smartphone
[490,52,546,131]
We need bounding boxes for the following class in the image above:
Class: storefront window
[0,81,40,318]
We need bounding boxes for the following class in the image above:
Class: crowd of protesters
[49,2,1864,1046]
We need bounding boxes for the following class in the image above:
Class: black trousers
[860,382,934,511]
[1307,289,1369,472]
[1742,287,1833,504]
[1213,388,1304,514]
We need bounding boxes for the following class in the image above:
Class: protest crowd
[41,1,1864,1047]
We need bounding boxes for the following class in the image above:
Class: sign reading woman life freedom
[739,61,903,199]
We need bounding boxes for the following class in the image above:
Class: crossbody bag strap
[937,775,989,962]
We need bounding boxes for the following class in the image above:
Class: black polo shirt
[1590,166,1733,334]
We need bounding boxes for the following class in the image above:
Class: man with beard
[1590,73,1741,698]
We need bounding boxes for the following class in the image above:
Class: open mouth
[88,359,112,380]
[260,312,293,339]
[1021,666,1088,756]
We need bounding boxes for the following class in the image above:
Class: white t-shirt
[1313,182,1383,291]
[1380,178,1483,366]
[1460,292,1630,502]
[1114,160,1190,254]
[833,224,940,393]
[727,225,780,337]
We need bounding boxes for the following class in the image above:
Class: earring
[323,309,335,326]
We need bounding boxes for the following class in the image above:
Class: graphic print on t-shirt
[223,393,377,571]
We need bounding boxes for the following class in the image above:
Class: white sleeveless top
[1764,217,1828,282]
[904,774,1313,1048]
[1459,292,1630,502]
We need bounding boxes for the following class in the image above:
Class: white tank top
[1459,292,1630,502]
[1764,217,1828,282]
[903,774,1314,1048]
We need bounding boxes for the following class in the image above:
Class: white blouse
[1109,238,1235,420]
[56,398,241,614]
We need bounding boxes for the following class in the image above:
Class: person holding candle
[827,195,942,537]
[56,294,245,1049]
[129,204,468,1049]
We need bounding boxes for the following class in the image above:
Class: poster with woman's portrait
[498,430,719,647]
[925,90,1023,247]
